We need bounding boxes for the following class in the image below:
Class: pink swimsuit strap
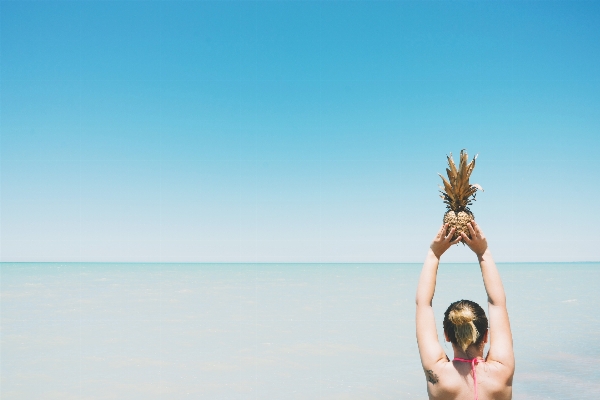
[453,357,482,400]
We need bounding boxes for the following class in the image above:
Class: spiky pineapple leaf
[438,174,454,198]
[447,153,458,179]
[438,150,481,212]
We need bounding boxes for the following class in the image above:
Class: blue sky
[1,1,599,262]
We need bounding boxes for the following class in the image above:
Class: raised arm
[461,221,514,370]
[416,224,461,370]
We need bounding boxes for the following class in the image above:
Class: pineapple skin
[443,210,474,241]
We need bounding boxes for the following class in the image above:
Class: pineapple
[438,150,483,241]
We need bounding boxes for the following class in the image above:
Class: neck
[452,344,484,360]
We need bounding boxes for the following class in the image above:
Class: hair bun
[449,305,479,351]
[449,307,475,325]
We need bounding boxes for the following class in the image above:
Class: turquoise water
[1,262,599,399]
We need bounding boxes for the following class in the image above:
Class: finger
[436,224,443,237]
[450,236,462,245]
[467,222,476,238]
[461,231,472,243]
[444,227,455,241]
[472,220,483,236]
[437,223,447,238]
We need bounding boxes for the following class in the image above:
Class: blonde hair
[444,300,487,352]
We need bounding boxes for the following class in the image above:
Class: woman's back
[427,359,513,400]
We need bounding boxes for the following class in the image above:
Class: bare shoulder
[422,358,447,385]
[484,359,515,385]
[476,360,514,400]
[423,359,462,398]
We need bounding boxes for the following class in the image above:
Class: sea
[1,262,599,399]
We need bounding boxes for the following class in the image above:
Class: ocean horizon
[2,262,599,399]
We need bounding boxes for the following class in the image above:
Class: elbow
[488,294,507,308]
[415,296,432,307]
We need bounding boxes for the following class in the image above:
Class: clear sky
[1,1,599,262]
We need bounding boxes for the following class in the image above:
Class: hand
[461,221,488,257]
[430,223,462,259]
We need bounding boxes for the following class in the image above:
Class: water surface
[2,262,599,399]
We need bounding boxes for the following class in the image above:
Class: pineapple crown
[438,149,483,212]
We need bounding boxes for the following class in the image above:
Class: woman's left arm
[416,224,460,371]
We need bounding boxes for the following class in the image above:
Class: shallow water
[1,262,599,399]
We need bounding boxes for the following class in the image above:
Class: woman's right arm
[461,221,515,370]
[416,224,461,371]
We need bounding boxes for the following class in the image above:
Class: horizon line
[1,261,598,265]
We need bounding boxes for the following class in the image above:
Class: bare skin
[416,221,515,399]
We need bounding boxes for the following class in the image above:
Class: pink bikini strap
[453,357,480,400]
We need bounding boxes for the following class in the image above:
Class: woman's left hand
[430,223,462,259]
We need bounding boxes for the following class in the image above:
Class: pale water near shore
[2,262,599,399]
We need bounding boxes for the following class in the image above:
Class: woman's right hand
[461,221,488,257]
[430,223,462,259]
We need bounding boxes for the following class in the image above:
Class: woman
[416,221,514,400]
